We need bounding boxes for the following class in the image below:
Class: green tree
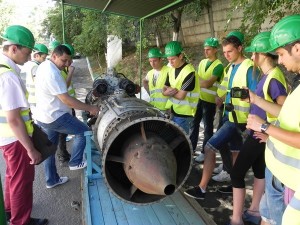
[0,0,14,33]
[229,0,300,43]
[42,4,84,45]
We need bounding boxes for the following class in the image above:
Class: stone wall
[155,0,274,47]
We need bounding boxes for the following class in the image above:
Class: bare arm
[244,89,283,117]
[57,93,99,116]
[163,85,178,97]
[200,75,218,88]
[6,109,41,164]
[247,114,300,149]
[162,85,187,100]
[65,66,75,88]
[173,90,188,100]
[142,78,150,95]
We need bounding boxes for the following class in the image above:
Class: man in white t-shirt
[35,45,99,189]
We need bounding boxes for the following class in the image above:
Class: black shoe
[184,186,206,199]
[5,211,11,221]
[28,218,49,225]
[217,185,233,194]
[58,154,70,163]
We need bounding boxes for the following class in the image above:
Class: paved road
[0,57,93,225]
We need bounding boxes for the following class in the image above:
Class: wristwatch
[260,122,270,134]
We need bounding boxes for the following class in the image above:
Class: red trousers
[1,141,34,225]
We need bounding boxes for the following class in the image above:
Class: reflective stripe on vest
[265,85,300,192]
[165,63,200,116]
[290,196,300,211]
[0,114,30,123]
[262,67,287,123]
[267,139,300,170]
[25,61,39,104]
[198,58,222,103]
[228,59,253,123]
[148,65,169,110]
[200,88,216,95]
[0,63,33,138]
[150,97,168,103]
[282,192,300,225]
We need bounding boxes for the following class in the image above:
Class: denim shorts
[260,167,286,225]
[206,116,244,152]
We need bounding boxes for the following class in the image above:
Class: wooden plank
[109,191,129,225]
[178,190,217,225]
[169,191,206,225]
[151,201,176,225]
[162,196,189,225]
[96,179,118,225]
[88,180,105,225]
[121,202,152,225]
[143,205,161,225]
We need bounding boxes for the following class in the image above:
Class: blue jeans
[37,113,90,186]
[260,167,286,225]
[172,116,193,135]
[190,100,216,151]
[206,115,244,152]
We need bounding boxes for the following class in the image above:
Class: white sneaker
[69,161,87,170]
[212,170,230,182]
[46,176,69,188]
[213,163,223,174]
[195,153,205,163]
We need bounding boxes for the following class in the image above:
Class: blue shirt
[225,63,258,105]
[224,63,258,115]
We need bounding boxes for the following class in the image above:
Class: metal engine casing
[86,69,193,205]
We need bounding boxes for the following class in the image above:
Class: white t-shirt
[35,60,71,123]
[0,54,30,146]
[145,69,160,86]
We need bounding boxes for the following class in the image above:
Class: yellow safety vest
[265,85,300,224]
[262,66,287,123]
[0,63,33,138]
[147,65,169,110]
[226,59,253,123]
[198,59,223,103]
[61,68,76,97]
[217,63,231,98]
[165,64,200,116]
[25,61,39,104]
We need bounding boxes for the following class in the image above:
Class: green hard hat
[148,48,163,58]
[164,41,183,57]
[63,43,75,57]
[34,43,49,55]
[227,31,245,43]
[204,37,219,48]
[245,32,272,53]
[49,40,60,51]
[1,25,35,49]
[269,14,300,51]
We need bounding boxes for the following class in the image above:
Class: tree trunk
[154,18,163,47]
[171,9,183,41]
[207,0,215,37]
